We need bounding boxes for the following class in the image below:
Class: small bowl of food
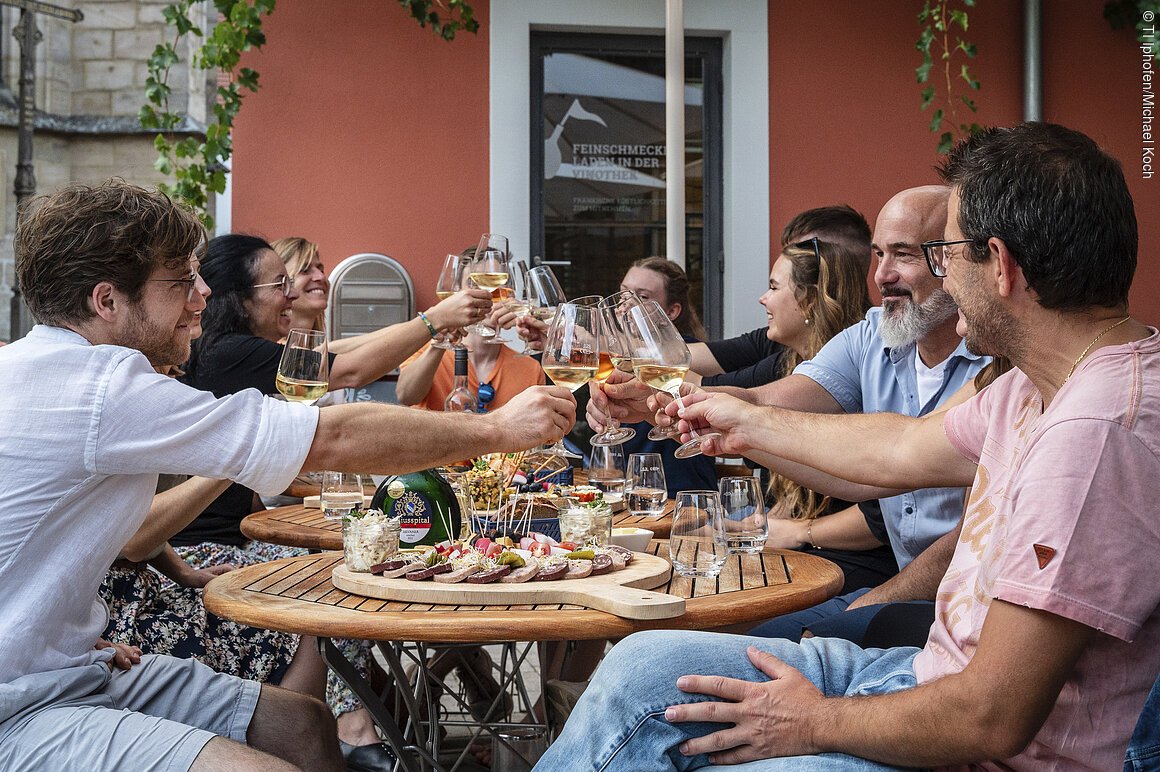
[609,527,653,553]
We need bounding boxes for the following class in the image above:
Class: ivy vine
[142,0,478,229]
[916,0,981,155]
[1104,0,1160,61]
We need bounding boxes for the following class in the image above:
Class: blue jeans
[747,588,878,642]
[1125,673,1160,771]
[535,630,921,771]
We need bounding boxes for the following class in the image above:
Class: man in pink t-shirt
[538,122,1159,771]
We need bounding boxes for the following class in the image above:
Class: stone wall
[0,0,212,341]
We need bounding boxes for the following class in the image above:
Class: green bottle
[370,469,461,547]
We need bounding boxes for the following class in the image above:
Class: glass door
[530,33,723,337]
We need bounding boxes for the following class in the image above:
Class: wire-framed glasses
[252,274,293,296]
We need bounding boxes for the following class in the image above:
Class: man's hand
[96,638,142,671]
[665,390,760,457]
[587,369,654,432]
[489,385,576,451]
[665,647,825,764]
[427,288,493,331]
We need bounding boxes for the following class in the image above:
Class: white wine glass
[590,290,641,446]
[521,265,566,356]
[539,296,601,459]
[626,301,721,459]
[277,329,329,405]
[466,246,509,338]
[432,253,465,350]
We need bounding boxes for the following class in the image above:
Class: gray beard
[878,289,959,348]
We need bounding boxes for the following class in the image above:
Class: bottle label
[390,489,433,544]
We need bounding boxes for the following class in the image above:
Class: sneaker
[544,679,588,730]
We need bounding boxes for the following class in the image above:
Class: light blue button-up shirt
[794,307,989,569]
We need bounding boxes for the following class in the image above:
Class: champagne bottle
[443,348,477,413]
[370,470,462,547]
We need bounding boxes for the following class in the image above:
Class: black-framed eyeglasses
[793,237,822,264]
[146,271,200,302]
[477,382,496,413]
[921,239,975,278]
[252,274,293,296]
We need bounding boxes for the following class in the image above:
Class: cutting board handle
[556,583,685,620]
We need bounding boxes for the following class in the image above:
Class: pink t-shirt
[917,329,1160,770]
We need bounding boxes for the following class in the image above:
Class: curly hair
[15,179,204,326]
[769,238,872,520]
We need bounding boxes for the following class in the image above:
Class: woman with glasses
[172,233,491,768]
[396,303,545,412]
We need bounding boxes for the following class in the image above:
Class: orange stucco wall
[231,0,491,313]
[233,0,1157,323]
[769,0,1158,321]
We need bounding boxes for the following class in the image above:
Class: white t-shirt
[0,326,318,684]
[913,352,948,408]
[920,330,1160,769]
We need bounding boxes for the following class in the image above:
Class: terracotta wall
[769,0,1158,321]
[231,0,491,313]
[233,0,1156,323]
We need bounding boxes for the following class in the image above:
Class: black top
[173,333,335,547]
[701,328,788,389]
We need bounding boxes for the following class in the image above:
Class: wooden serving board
[332,552,685,620]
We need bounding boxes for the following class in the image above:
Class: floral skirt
[99,540,371,717]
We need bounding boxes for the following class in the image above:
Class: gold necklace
[1062,316,1131,386]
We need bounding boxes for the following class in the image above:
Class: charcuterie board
[331,552,684,620]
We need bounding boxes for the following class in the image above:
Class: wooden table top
[242,499,676,551]
[203,543,842,643]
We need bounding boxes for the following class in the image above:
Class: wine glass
[625,301,721,459]
[626,452,667,517]
[466,246,509,338]
[590,290,642,446]
[521,265,566,355]
[277,329,329,405]
[476,233,509,259]
[539,296,601,459]
[432,253,465,350]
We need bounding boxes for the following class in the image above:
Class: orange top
[400,343,546,412]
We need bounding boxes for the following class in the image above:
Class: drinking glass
[466,245,509,338]
[626,452,667,517]
[590,291,641,446]
[586,444,626,497]
[277,329,329,405]
[669,490,728,578]
[432,253,465,350]
[321,471,365,521]
[539,297,601,459]
[522,265,566,355]
[718,476,768,553]
[625,301,721,459]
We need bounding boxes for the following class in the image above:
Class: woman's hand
[175,563,237,588]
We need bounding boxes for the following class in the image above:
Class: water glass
[626,452,667,517]
[321,471,365,521]
[718,476,768,553]
[669,490,728,578]
[586,444,626,497]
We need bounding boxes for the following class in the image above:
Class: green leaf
[960,95,977,111]
[950,9,968,30]
[915,58,933,83]
[929,108,944,133]
[937,131,954,154]
[920,86,936,109]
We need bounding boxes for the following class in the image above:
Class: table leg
[318,637,440,772]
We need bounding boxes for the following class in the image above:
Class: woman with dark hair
[174,233,491,767]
